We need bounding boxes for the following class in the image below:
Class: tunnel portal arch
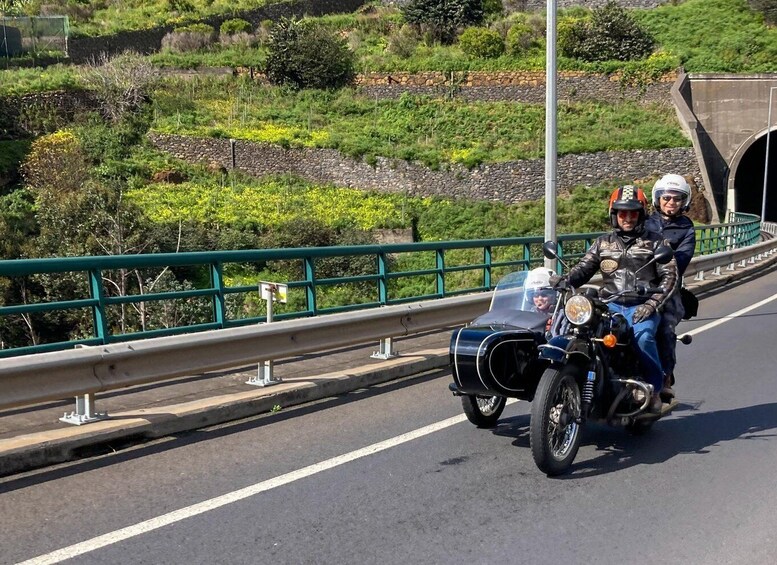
[729,127,777,222]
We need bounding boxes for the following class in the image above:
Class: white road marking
[20,291,777,564]
[19,400,520,565]
[681,292,777,337]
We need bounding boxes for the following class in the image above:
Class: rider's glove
[632,300,658,324]
[549,275,567,289]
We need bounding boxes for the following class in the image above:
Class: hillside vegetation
[2,0,769,348]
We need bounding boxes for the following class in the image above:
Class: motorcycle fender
[538,335,593,364]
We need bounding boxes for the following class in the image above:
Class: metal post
[372,336,397,360]
[762,87,777,223]
[60,345,109,425]
[60,393,109,425]
[247,283,283,387]
[544,0,558,268]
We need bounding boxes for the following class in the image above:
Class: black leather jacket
[565,229,678,308]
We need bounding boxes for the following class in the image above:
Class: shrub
[21,130,89,195]
[163,24,215,53]
[401,0,485,44]
[265,18,355,90]
[559,1,655,62]
[220,18,252,36]
[482,0,503,17]
[458,26,504,58]
[219,31,255,48]
[386,24,420,57]
[173,23,213,35]
[77,51,157,124]
[505,21,535,55]
[165,0,195,14]
[40,1,93,23]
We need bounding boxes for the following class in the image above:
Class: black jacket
[566,229,678,309]
[645,212,695,276]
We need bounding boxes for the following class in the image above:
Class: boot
[649,393,663,414]
[660,373,675,402]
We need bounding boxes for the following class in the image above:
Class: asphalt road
[2,270,777,565]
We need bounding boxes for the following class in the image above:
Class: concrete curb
[0,349,449,477]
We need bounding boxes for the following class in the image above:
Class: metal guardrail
[0,214,762,358]
[1,231,777,415]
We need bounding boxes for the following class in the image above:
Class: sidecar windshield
[489,270,558,314]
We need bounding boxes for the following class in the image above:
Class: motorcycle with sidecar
[449,241,687,475]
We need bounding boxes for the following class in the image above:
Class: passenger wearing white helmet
[645,173,696,401]
[524,267,557,315]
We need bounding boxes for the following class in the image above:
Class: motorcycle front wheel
[461,395,507,428]
[530,367,582,476]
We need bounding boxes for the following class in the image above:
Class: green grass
[126,174,416,231]
[65,0,283,37]
[0,65,80,96]
[635,0,777,73]
[150,78,689,168]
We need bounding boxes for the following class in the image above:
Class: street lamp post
[544,0,557,268]
[762,87,777,222]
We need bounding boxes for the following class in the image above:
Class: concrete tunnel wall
[673,73,777,222]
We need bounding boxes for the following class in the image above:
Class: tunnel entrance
[734,131,777,221]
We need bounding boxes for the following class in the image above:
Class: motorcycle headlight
[565,295,593,326]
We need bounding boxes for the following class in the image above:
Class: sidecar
[449,270,558,421]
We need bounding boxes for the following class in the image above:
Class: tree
[559,0,654,62]
[401,0,484,44]
[265,18,355,90]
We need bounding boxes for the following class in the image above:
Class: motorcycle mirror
[634,244,675,277]
[654,245,674,265]
[542,241,558,260]
[542,240,569,271]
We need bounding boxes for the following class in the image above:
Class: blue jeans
[607,303,664,394]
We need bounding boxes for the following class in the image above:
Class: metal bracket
[371,337,397,360]
[59,393,109,426]
[246,360,282,387]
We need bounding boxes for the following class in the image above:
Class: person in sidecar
[645,173,696,402]
[524,267,557,314]
[550,186,678,413]
[531,289,556,315]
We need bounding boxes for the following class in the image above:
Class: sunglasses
[660,195,685,203]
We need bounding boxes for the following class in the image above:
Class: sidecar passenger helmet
[652,173,692,213]
[608,185,648,229]
[524,267,557,311]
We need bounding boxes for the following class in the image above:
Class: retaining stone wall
[512,0,667,9]
[148,132,702,205]
[355,70,675,105]
[0,91,98,139]
[386,1,667,9]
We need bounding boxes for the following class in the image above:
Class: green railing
[0,214,762,357]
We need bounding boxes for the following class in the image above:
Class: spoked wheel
[530,367,582,476]
[461,394,507,428]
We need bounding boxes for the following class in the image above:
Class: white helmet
[524,267,557,312]
[525,267,554,290]
[652,173,692,212]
